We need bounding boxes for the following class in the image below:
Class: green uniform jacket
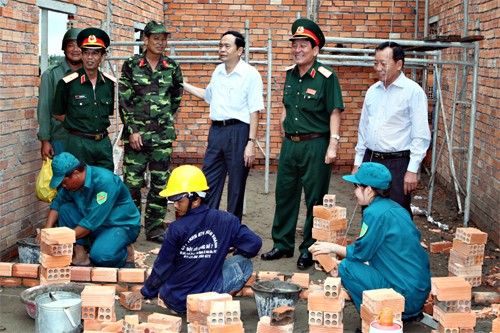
[53,67,115,134]
[118,52,183,147]
[282,60,344,134]
[37,59,75,142]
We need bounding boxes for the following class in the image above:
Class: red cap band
[293,27,320,47]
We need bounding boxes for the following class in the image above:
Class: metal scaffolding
[316,36,480,226]
[106,21,275,193]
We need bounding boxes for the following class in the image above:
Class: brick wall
[428,0,499,243]
[0,0,497,261]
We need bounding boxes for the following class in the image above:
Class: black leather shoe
[261,248,293,261]
[297,252,314,270]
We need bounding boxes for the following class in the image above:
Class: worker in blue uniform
[37,152,140,268]
[309,162,431,322]
[125,165,262,314]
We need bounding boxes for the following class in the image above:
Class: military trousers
[65,133,114,171]
[271,136,332,254]
[122,144,171,236]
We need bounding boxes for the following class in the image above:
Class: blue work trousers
[202,122,250,221]
[58,202,140,268]
[338,260,428,319]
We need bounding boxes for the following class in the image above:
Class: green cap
[342,162,392,190]
[144,20,169,36]
[49,152,81,188]
[77,28,110,49]
[290,18,325,49]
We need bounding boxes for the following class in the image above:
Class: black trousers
[202,122,250,221]
[363,152,413,217]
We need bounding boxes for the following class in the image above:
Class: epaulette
[62,72,79,83]
[102,72,117,83]
[285,64,296,71]
[318,66,332,78]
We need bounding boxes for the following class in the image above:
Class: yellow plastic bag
[35,159,57,203]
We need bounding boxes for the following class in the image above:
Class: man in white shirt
[353,41,431,216]
[183,31,264,222]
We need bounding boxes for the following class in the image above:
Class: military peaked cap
[77,28,110,49]
[290,18,325,49]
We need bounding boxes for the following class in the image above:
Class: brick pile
[81,285,117,325]
[307,277,346,332]
[121,313,181,333]
[430,276,476,333]
[360,288,404,333]
[185,292,243,332]
[312,194,352,275]
[39,227,75,285]
[448,227,487,287]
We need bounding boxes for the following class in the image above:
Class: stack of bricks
[307,277,345,332]
[430,276,476,333]
[81,285,117,328]
[255,306,295,332]
[312,194,349,276]
[185,292,243,332]
[39,227,75,285]
[121,313,181,333]
[360,288,405,333]
[448,227,487,287]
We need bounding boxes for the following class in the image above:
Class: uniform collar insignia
[139,58,146,67]
[310,68,316,78]
[80,74,86,84]
[162,59,169,68]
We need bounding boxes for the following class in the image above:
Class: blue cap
[49,152,80,188]
[342,162,392,189]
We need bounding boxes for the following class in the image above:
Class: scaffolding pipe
[464,43,480,226]
[265,30,272,194]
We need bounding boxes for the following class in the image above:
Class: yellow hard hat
[159,165,209,198]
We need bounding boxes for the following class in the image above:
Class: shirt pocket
[99,98,114,115]
[301,91,324,113]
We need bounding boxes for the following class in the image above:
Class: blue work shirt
[345,196,431,298]
[141,204,262,313]
[50,165,140,231]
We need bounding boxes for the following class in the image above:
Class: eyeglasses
[167,192,189,203]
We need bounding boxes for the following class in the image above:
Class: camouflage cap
[290,18,325,49]
[77,28,110,49]
[144,20,170,36]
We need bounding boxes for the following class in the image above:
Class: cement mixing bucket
[17,238,40,264]
[251,279,301,318]
[35,291,82,333]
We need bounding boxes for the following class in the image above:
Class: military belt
[69,130,108,141]
[366,148,411,160]
[284,132,329,142]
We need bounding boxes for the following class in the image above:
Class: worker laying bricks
[36,152,140,268]
[126,165,262,314]
[309,162,431,323]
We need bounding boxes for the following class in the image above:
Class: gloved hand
[126,289,144,307]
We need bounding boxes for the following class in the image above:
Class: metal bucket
[251,279,301,318]
[17,238,40,264]
[35,291,82,333]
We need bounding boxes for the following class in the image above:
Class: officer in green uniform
[53,28,115,171]
[37,28,82,160]
[118,20,183,243]
[261,18,344,270]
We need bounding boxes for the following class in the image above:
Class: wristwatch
[330,134,340,140]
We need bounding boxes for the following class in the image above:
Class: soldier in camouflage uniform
[118,20,183,243]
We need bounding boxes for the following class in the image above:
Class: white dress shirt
[205,59,264,123]
[354,72,431,173]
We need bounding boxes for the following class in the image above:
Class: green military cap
[290,18,325,49]
[77,27,110,49]
[144,20,170,36]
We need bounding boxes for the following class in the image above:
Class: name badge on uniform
[306,88,316,96]
[74,95,87,100]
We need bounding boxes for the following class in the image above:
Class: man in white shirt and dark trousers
[183,31,264,222]
[353,41,431,216]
